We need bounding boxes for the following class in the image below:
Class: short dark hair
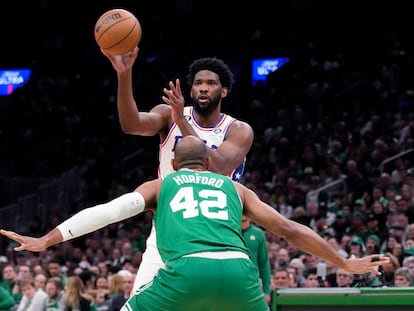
[187,57,235,92]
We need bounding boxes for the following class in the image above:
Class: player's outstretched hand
[162,79,185,123]
[345,254,389,276]
[101,46,139,73]
[0,229,47,252]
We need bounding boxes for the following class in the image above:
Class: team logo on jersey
[185,115,191,121]
[213,128,223,134]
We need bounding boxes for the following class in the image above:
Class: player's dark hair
[187,57,235,92]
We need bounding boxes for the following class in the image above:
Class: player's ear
[221,87,228,98]
[205,157,211,170]
[172,159,178,171]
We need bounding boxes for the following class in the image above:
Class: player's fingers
[0,229,18,240]
[175,79,182,93]
[14,245,26,252]
[161,96,171,105]
[369,267,382,276]
[369,254,389,264]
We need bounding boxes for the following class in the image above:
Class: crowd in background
[1,0,414,310]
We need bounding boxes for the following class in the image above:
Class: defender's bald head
[173,136,209,170]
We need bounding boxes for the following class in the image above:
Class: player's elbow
[120,124,138,135]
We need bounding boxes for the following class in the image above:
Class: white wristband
[57,192,145,241]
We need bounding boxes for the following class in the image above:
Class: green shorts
[123,255,269,311]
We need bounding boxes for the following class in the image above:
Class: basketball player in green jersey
[1,136,389,311]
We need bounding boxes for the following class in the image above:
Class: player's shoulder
[233,118,253,128]
[226,114,252,129]
[151,103,172,114]
[228,118,254,138]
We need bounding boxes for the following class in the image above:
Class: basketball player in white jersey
[103,48,254,293]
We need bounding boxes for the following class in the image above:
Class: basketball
[94,8,142,55]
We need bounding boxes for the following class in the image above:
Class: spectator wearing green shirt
[1,264,22,305]
[0,271,15,311]
[242,215,271,305]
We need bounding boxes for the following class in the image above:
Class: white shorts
[132,223,165,292]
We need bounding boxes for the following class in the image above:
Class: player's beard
[192,95,220,116]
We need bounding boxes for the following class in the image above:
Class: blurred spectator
[405,237,414,251]
[107,274,123,300]
[303,267,320,288]
[382,252,401,286]
[241,215,271,304]
[330,210,350,241]
[16,277,47,311]
[353,271,383,288]
[370,200,388,233]
[354,199,369,216]
[1,264,23,305]
[326,235,348,258]
[45,277,65,311]
[116,242,132,269]
[288,272,299,288]
[348,236,366,258]
[406,224,414,239]
[47,259,67,287]
[78,270,97,296]
[267,242,280,271]
[274,195,293,220]
[94,291,111,311]
[270,268,291,290]
[34,273,47,291]
[402,256,414,275]
[340,233,352,253]
[381,234,402,253]
[363,213,388,244]
[63,276,95,311]
[345,160,372,200]
[287,258,306,287]
[302,253,318,271]
[335,268,354,288]
[108,271,134,311]
[274,248,290,270]
[393,267,414,287]
[392,242,405,265]
[371,185,388,208]
[94,276,109,298]
[16,265,32,282]
[0,270,15,311]
[109,249,122,270]
[364,234,381,255]
[349,212,367,238]
[286,241,301,261]
[96,263,110,279]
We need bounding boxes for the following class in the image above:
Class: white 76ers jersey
[158,106,245,181]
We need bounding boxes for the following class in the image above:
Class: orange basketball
[94,8,142,55]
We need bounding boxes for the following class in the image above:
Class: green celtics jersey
[154,168,250,262]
